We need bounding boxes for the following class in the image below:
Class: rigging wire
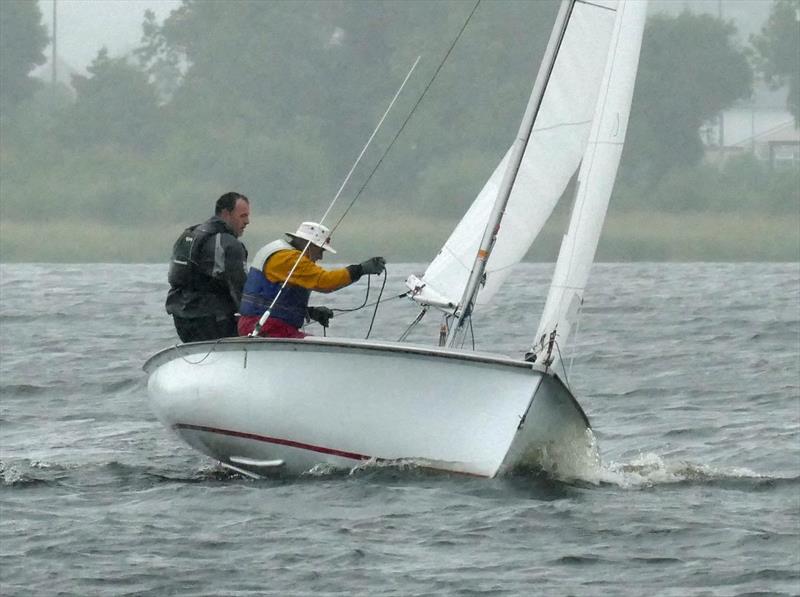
[330,0,483,233]
[253,0,483,338]
[398,308,427,342]
[249,58,421,337]
[567,307,583,379]
[319,56,422,226]
[553,339,571,390]
[468,316,475,350]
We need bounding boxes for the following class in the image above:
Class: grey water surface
[1,262,798,596]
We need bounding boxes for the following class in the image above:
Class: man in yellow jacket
[237,221,385,338]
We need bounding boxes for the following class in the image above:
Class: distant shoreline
[1,211,798,263]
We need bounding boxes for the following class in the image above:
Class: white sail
[408,0,619,311]
[533,0,648,362]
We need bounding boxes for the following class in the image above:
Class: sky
[36,0,771,76]
[38,0,181,74]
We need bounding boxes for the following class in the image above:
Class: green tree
[134,0,559,214]
[0,0,49,112]
[621,11,753,186]
[750,0,800,123]
[135,9,183,101]
[61,48,163,151]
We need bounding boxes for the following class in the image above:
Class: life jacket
[167,218,231,290]
[239,240,311,329]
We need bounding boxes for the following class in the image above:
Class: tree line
[0,0,797,232]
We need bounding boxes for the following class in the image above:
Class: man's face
[221,198,250,237]
[306,243,323,262]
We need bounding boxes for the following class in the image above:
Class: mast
[446,0,576,347]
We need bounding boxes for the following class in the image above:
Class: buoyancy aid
[168,218,231,291]
[239,240,311,329]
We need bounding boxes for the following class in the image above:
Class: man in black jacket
[165,192,250,342]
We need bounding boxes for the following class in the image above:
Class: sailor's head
[215,192,250,237]
[286,221,336,261]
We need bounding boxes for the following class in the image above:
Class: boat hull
[144,337,591,478]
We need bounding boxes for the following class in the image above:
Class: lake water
[1,262,798,596]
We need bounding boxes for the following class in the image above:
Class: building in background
[702,82,799,170]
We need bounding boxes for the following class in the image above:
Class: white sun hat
[286,221,337,254]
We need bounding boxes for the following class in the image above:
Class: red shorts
[237,315,307,338]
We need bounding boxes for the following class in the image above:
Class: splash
[0,461,52,487]
[303,462,350,477]
[347,457,458,478]
[509,428,604,483]
[505,432,770,489]
[592,453,766,489]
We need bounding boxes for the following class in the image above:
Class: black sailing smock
[165,216,248,322]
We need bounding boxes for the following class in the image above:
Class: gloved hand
[359,256,386,276]
[307,306,334,327]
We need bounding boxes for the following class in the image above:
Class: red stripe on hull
[173,423,370,461]
[173,422,489,478]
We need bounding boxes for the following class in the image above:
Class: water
[1,262,798,596]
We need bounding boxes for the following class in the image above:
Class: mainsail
[407,0,620,312]
[533,0,647,363]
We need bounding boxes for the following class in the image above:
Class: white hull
[144,337,591,478]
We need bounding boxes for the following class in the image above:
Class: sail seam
[442,243,473,271]
[532,119,593,133]
[577,0,617,12]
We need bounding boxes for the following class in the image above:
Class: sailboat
[144,0,647,479]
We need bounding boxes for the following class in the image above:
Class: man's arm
[221,236,248,307]
[265,250,352,292]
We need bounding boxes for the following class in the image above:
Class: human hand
[307,306,334,327]
[359,256,386,276]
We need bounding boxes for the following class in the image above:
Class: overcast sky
[39,0,180,73]
[37,0,771,75]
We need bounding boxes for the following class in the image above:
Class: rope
[314,268,393,339]
[330,0,483,233]
[175,338,222,365]
[363,271,387,339]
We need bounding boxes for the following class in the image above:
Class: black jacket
[165,216,248,320]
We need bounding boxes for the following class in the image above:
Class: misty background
[0,0,798,263]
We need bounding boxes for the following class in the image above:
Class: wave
[0,460,60,488]
[100,377,143,393]
[0,383,54,396]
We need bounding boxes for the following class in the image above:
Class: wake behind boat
[144,0,647,479]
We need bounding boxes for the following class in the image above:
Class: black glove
[307,306,334,327]
[359,256,386,276]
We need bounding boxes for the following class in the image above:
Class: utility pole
[51,0,58,87]
[717,0,725,156]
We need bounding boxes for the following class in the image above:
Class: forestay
[533,0,647,363]
[407,0,619,311]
